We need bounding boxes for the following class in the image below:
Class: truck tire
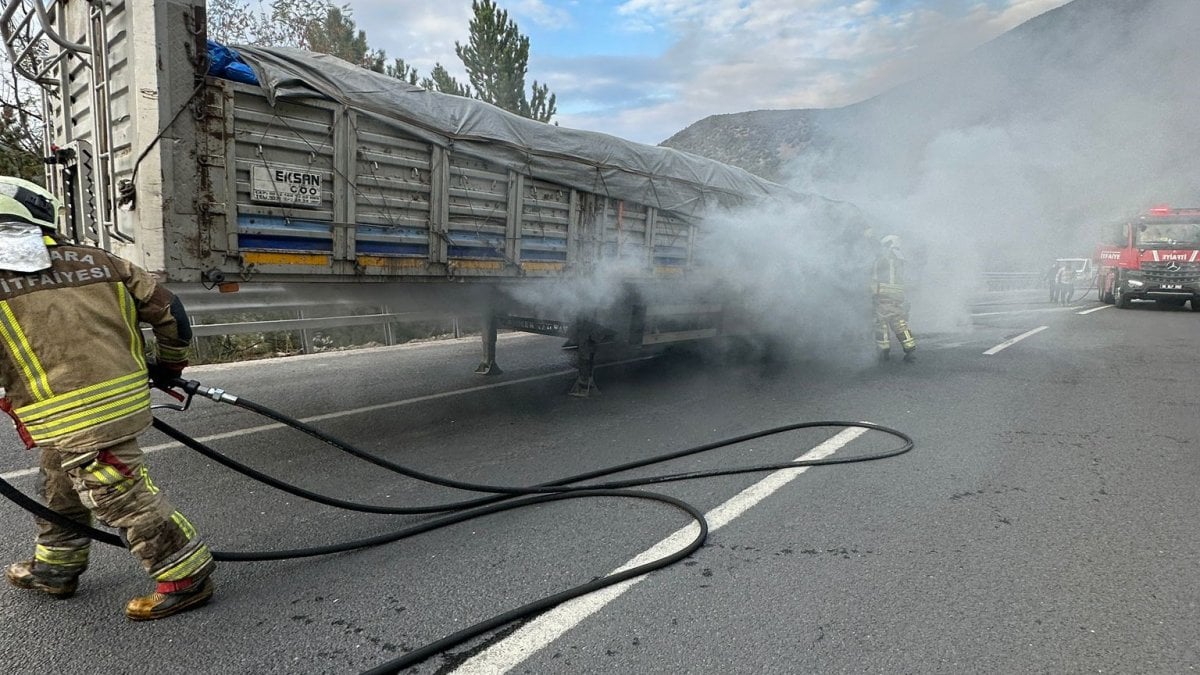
[1191,298,1200,312]
[1115,283,1131,309]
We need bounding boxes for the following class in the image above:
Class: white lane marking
[452,425,869,675]
[0,356,656,482]
[0,466,37,480]
[1077,305,1112,315]
[971,307,1074,317]
[983,326,1048,355]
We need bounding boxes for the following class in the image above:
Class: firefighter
[1047,263,1062,303]
[1055,264,1075,304]
[0,177,214,620]
[874,234,917,363]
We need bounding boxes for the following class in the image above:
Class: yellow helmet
[0,176,59,231]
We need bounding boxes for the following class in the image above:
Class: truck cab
[1096,207,1200,310]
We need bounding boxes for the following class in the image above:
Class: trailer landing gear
[475,313,503,376]
[568,335,599,398]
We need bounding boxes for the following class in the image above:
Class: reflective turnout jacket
[873,251,906,295]
[0,240,191,451]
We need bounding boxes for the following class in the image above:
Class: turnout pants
[33,438,212,583]
[874,291,916,353]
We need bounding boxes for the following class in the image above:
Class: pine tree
[386,58,421,85]
[454,0,556,122]
[304,7,386,72]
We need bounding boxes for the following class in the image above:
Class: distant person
[1044,262,1060,301]
[873,234,917,363]
[0,177,215,620]
[1055,265,1074,304]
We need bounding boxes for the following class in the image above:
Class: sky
[342,0,1072,144]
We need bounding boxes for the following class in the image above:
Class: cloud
[348,0,473,76]
[511,0,574,29]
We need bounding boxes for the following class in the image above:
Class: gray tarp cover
[234,46,800,219]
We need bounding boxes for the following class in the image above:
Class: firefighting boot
[126,576,214,621]
[5,560,84,599]
[902,349,916,364]
[877,348,891,364]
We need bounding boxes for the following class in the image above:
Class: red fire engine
[1096,206,1200,310]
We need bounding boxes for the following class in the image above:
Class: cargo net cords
[0,378,914,674]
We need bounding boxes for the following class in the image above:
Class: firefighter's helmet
[0,177,58,231]
[0,177,57,273]
[880,234,905,260]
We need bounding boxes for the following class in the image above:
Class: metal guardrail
[187,310,450,338]
[982,272,1043,291]
[148,287,467,358]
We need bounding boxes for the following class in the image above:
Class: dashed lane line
[1077,305,1112,315]
[971,305,1090,317]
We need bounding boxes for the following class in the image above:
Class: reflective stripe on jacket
[0,242,191,450]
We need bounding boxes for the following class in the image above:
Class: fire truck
[1096,207,1200,310]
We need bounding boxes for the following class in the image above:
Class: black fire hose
[0,377,914,673]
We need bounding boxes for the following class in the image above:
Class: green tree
[304,6,386,72]
[386,58,421,85]
[455,0,556,122]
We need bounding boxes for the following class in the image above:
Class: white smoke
[783,0,1200,332]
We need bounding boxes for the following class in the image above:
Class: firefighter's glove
[148,361,187,391]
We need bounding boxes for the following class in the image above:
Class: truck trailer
[0,0,845,392]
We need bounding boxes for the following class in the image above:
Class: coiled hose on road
[0,378,914,673]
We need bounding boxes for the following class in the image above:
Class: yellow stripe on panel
[241,252,331,267]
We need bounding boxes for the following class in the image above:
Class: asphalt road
[1,289,1198,674]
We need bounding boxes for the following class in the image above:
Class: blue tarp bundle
[207,40,259,85]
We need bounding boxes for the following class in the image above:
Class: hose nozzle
[172,378,239,404]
